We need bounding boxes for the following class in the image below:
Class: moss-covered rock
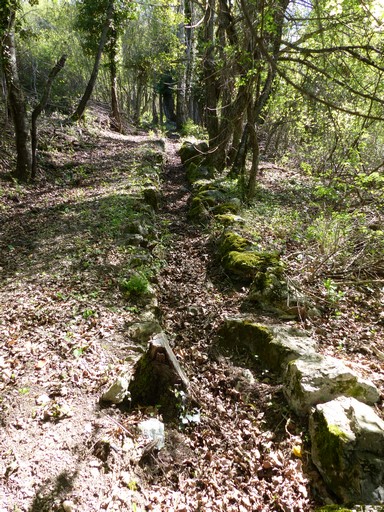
[143,186,162,211]
[218,318,317,371]
[198,188,226,206]
[179,141,208,166]
[310,397,384,504]
[186,163,215,184]
[187,196,210,223]
[219,231,251,256]
[222,249,281,282]
[248,255,285,305]
[212,200,240,215]
[215,214,246,226]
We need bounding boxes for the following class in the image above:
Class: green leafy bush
[120,272,150,296]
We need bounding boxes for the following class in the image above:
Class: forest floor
[0,117,383,512]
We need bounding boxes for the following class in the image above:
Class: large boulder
[187,196,210,223]
[218,318,317,371]
[310,397,384,504]
[284,354,380,415]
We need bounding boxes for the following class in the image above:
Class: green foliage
[306,213,354,257]
[120,271,150,296]
[323,278,345,306]
[180,120,207,138]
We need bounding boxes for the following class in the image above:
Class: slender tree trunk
[31,54,67,180]
[70,0,114,123]
[203,0,219,147]
[184,0,195,120]
[109,19,122,132]
[246,104,260,199]
[159,94,164,125]
[152,91,159,125]
[1,62,10,128]
[1,8,31,181]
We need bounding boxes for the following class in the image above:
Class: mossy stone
[222,250,280,282]
[187,196,210,223]
[212,202,240,215]
[179,140,208,166]
[249,266,285,305]
[143,187,162,211]
[186,164,215,184]
[215,214,246,226]
[219,231,251,256]
[198,188,226,206]
[218,318,317,371]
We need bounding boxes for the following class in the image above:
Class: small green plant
[323,278,345,305]
[82,308,96,319]
[18,387,30,395]
[173,388,201,428]
[73,345,88,358]
[306,212,353,257]
[120,272,150,296]
[127,479,138,491]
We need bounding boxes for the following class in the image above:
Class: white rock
[138,418,165,449]
[310,397,384,504]
[62,500,76,512]
[284,353,380,415]
[101,375,130,404]
[36,394,51,406]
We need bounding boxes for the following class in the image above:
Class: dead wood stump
[129,332,189,421]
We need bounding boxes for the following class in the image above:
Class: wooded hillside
[1,1,384,511]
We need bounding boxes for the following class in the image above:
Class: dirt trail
[0,130,315,511]
[138,140,316,511]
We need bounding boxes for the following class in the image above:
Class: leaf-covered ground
[0,117,383,512]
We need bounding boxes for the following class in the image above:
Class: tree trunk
[246,105,260,199]
[70,0,114,123]
[159,94,164,125]
[31,55,67,180]
[203,0,219,146]
[184,0,195,120]
[1,8,31,181]
[152,90,159,125]
[108,19,122,132]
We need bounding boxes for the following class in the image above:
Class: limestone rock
[138,418,165,449]
[219,231,252,256]
[218,318,317,371]
[221,245,281,283]
[284,354,379,415]
[187,196,210,223]
[310,397,384,504]
[102,375,131,404]
[215,214,246,226]
[128,320,162,343]
[212,198,241,215]
[186,163,215,184]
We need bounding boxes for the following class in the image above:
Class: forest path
[137,139,316,510]
[0,128,314,511]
